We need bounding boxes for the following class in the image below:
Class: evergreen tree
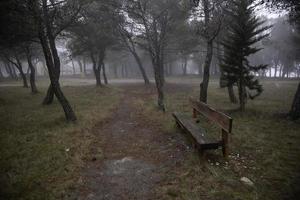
[220,0,271,111]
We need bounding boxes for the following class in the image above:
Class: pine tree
[220,0,271,111]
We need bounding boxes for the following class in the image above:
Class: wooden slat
[172,112,220,150]
[190,99,233,133]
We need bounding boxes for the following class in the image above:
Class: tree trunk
[39,31,76,121]
[83,57,87,75]
[0,66,3,80]
[289,82,300,120]
[238,79,246,111]
[228,85,238,104]
[200,40,213,103]
[38,0,77,122]
[152,57,165,111]
[77,59,84,77]
[8,56,29,88]
[25,47,38,94]
[5,63,15,79]
[91,53,101,86]
[132,51,150,84]
[102,62,108,85]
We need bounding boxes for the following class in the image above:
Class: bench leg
[222,129,229,158]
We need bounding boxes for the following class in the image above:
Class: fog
[0,0,300,199]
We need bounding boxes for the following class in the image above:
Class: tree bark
[200,40,213,103]
[152,57,165,111]
[289,82,300,120]
[5,62,16,79]
[37,0,77,121]
[39,29,76,121]
[15,57,29,88]
[77,59,84,77]
[91,52,101,86]
[238,79,246,111]
[132,51,150,84]
[102,62,108,85]
[25,47,38,94]
[0,66,3,80]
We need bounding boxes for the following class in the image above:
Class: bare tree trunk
[238,79,246,111]
[39,30,76,121]
[152,57,165,111]
[77,59,84,77]
[91,52,101,86]
[25,47,38,94]
[102,62,108,85]
[38,0,77,121]
[289,82,300,120]
[132,51,150,84]
[83,57,87,75]
[200,40,213,103]
[0,67,3,80]
[228,85,238,104]
[5,63,16,79]
[7,56,29,88]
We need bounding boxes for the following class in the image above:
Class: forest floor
[1,77,300,200]
[76,84,190,200]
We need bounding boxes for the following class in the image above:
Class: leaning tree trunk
[289,82,300,120]
[37,0,76,121]
[5,63,16,79]
[132,51,150,85]
[102,62,108,85]
[38,30,77,121]
[25,48,38,94]
[13,56,29,88]
[200,40,213,103]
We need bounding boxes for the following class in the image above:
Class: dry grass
[0,85,120,200]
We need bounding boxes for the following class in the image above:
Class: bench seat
[172,112,220,150]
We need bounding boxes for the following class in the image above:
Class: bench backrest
[190,99,233,133]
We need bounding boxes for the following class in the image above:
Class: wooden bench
[172,99,233,158]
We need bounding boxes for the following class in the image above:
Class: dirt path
[77,85,189,200]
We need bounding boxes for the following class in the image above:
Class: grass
[133,78,300,200]
[0,77,299,200]
[0,85,120,200]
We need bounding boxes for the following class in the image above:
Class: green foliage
[221,0,271,105]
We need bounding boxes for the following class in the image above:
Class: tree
[67,1,116,86]
[116,17,150,84]
[220,0,271,111]
[29,0,79,121]
[264,0,300,119]
[191,0,225,103]
[125,0,188,111]
[25,44,39,94]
